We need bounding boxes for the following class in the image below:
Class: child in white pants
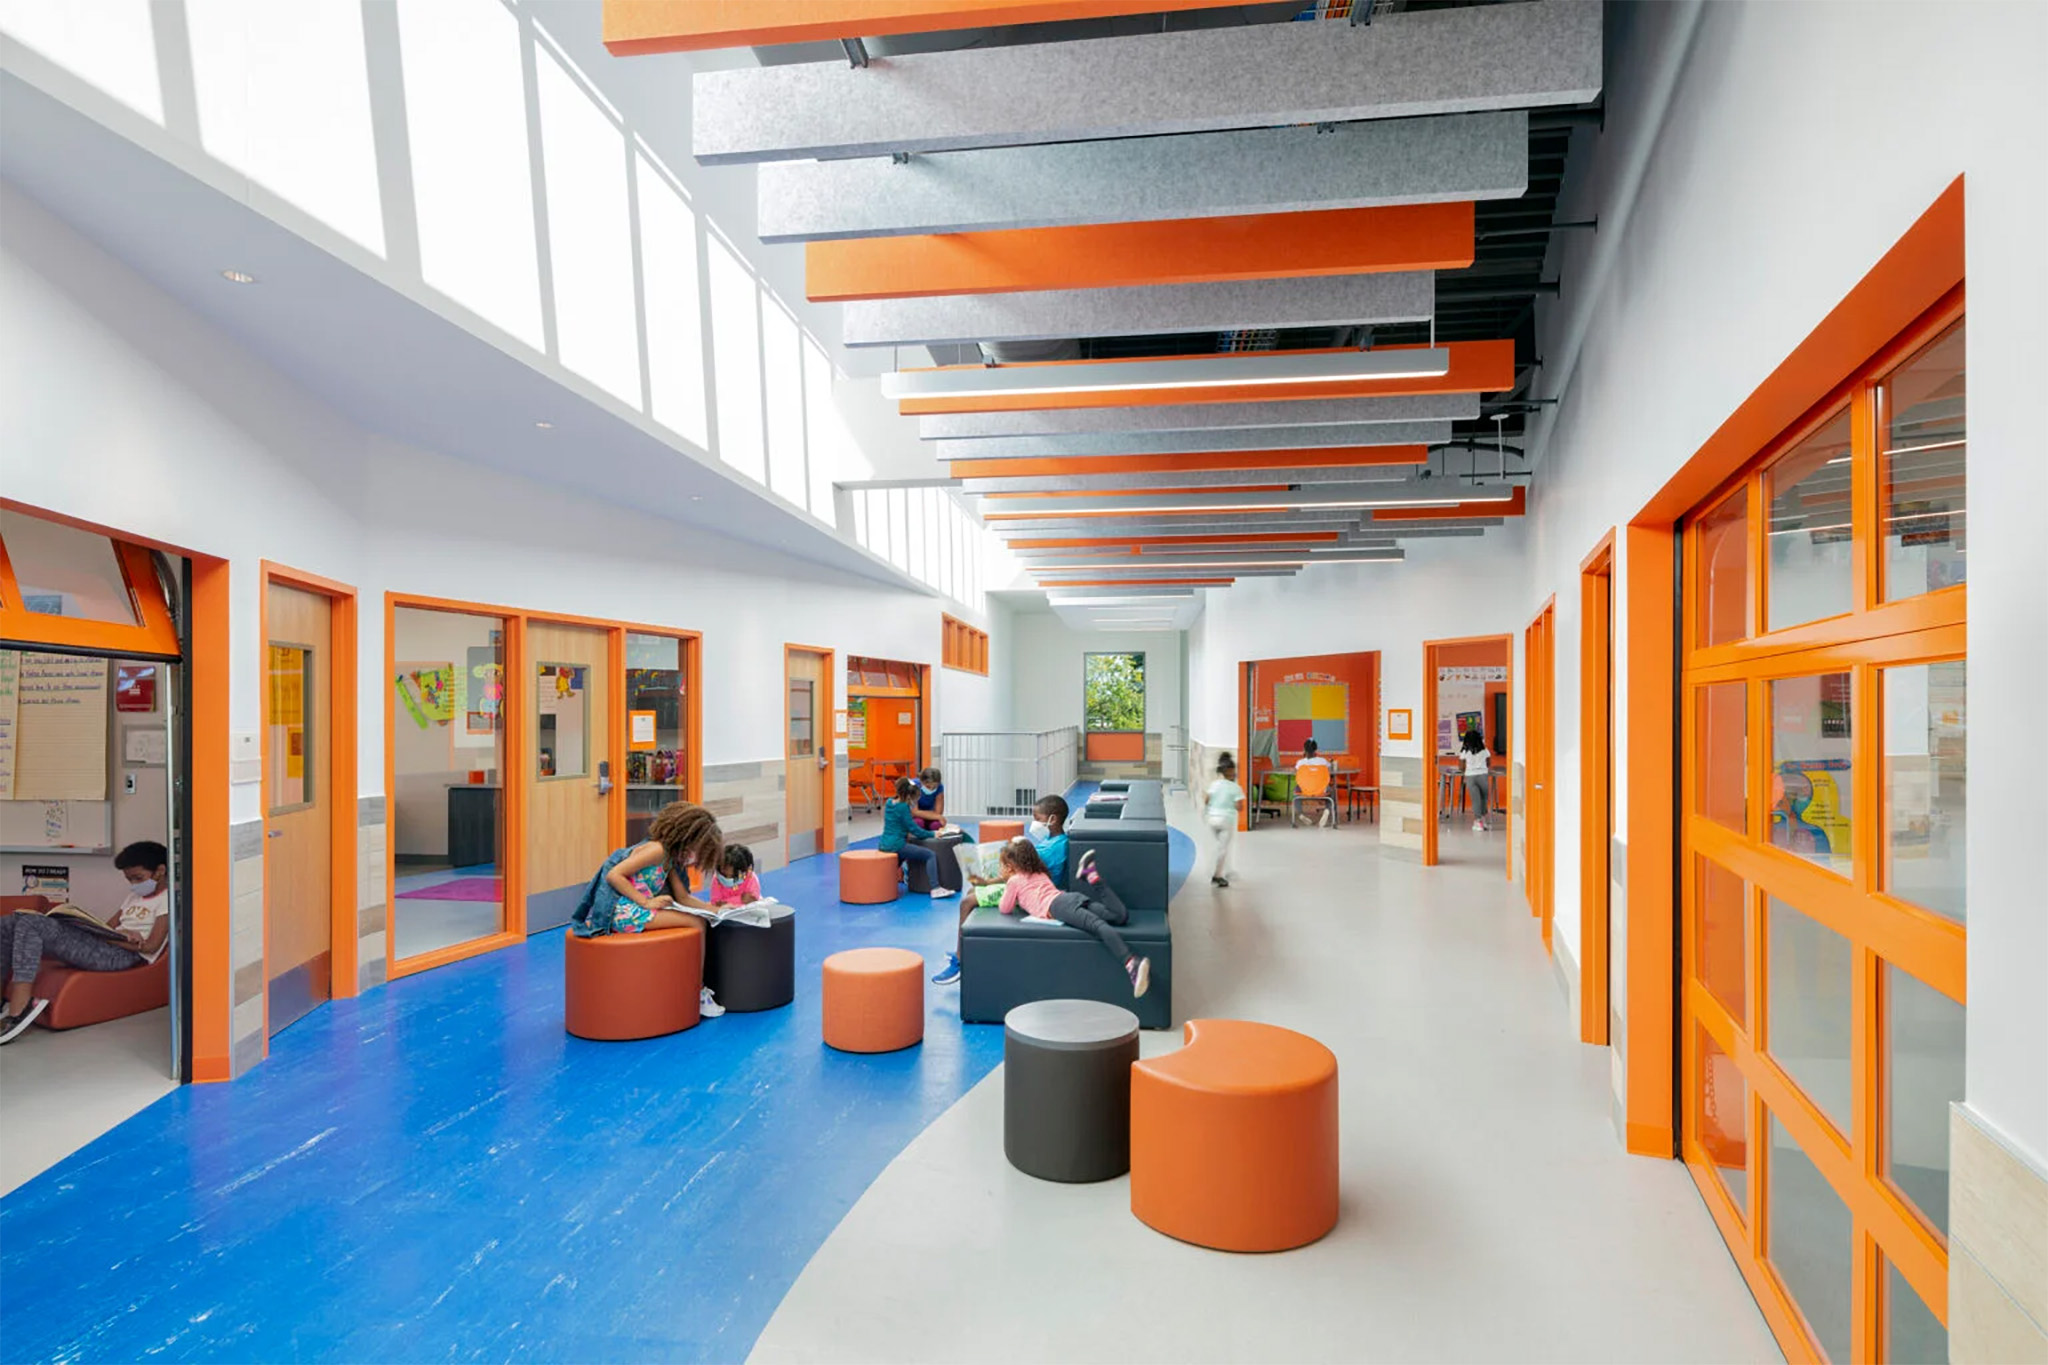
[1203,753,1246,887]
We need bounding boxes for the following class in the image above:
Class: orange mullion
[1708,976,1951,1330]
[1685,819,1964,1002]
[1683,612,1966,682]
[981,484,1293,499]
[608,627,627,850]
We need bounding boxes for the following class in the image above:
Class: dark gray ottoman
[703,902,796,1011]
[961,906,1172,1029]
[904,832,965,894]
[1004,999,1141,1183]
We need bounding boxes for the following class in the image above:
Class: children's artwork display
[395,663,457,730]
[1274,679,1347,755]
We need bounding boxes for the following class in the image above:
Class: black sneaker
[1075,850,1098,885]
[1211,875,1229,887]
[0,998,49,1044]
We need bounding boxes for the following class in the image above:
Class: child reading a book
[996,842,1150,998]
[708,844,763,906]
[930,793,1070,983]
[1,840,171,1044]
[880,777,955,898]
[570,801,728,1016]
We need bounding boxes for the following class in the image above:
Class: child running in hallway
[997,841,1150,998]
[881,777,956,898]
[1203,752,1245,888]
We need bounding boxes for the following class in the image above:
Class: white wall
[935,595,1015,743]
[1511,0,2047,1165]
[0,184,1012,833]
[1186,528,1528,760]
[1010,611,1184,738]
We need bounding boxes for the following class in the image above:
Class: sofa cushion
[961,907,1172,1030]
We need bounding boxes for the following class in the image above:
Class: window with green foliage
[1084,652,1146,732]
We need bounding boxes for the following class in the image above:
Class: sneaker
[1473,820,1485,833]
[698,987,726,1019]
[931,953,962,985]
[0,999,48,1044]
[1211,875,1228,888]
[930,884,958,899]
[1128,957,1152,999]
[1075,850,1098,884]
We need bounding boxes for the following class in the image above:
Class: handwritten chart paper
[13,653,109,801]
[0,650,18,799]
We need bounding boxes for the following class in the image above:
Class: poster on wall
[115,665,157,713]
[1455,711,1484,743]
[1387,709,1412,741]
[395,663,456,730]
[847,697,868,749]
[20,863,69,900]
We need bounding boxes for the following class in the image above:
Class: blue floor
[0,793,1193,1363]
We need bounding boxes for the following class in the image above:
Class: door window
[536,663,588,779]
[266,643,313,812]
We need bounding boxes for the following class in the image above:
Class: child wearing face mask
[707,843,763,906]
[1025,794,1068,887]
[0,840,172,1044]
[912,767,946,832]
[931,793,1072,985]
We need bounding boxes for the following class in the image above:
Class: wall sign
[1387,708,1413,741]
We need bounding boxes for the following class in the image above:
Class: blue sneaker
[931,953,962,985]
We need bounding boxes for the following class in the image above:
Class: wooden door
[265,583,332,1036]
[784,647,830,861]
[526,622,611,931]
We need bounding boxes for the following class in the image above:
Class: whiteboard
[0,798,113,851]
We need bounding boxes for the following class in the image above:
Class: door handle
[817,753,830,770]
[596,759,613,797]
[267,829,283,838]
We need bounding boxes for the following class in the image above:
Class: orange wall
[1245,651,1379,788]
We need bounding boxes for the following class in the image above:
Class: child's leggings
[895,843,936,881]
[1046,879,1133,966]
[1205,812,1235,876]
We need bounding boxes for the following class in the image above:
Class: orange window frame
[0,505,182,659]
[942,613,989,675]
[383,594,703,981]
[1676,288,1964,1365]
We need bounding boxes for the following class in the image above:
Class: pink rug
[396,877,504,903]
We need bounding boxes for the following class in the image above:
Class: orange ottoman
[1130,1018,1340,1252]
[821,947,925,1053]
[838,850,901,904]
[977,819,1026,844]
[564,924,705,1040]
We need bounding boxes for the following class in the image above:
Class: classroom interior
[1,2,2041,1362]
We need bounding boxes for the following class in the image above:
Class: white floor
[0,1007,177,1196]
[753,794,1779,1364]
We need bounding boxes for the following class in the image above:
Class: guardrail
[939,727,1079,816]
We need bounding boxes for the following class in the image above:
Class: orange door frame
[1421,634,1514,876]
[1578,533,1616,1045]
[257,562,361,1061]
[0,501,231,1083]
[783,644,836,865]
[1522,599,1557,946]
[384,596,703,981]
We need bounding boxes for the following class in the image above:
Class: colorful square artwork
[1274,682,1347,755]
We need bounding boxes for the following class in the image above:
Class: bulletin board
[1274,681,1347,756]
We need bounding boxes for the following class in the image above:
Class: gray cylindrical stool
[1004,999,1141,1183]
[704,903,796,1011]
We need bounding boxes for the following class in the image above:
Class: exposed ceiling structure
[609,0,1603,627]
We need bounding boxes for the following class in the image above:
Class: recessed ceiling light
[220,269,257,284]
[690,495,703,502]
[534,421,554,430]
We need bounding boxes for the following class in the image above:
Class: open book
[13,904,129,942]
[676,897,778,929]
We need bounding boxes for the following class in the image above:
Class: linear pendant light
[881,347,1451,401]
[981,482,1513,518]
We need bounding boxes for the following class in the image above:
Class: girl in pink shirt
[996,841,1151,998]
[707,843,763,907]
